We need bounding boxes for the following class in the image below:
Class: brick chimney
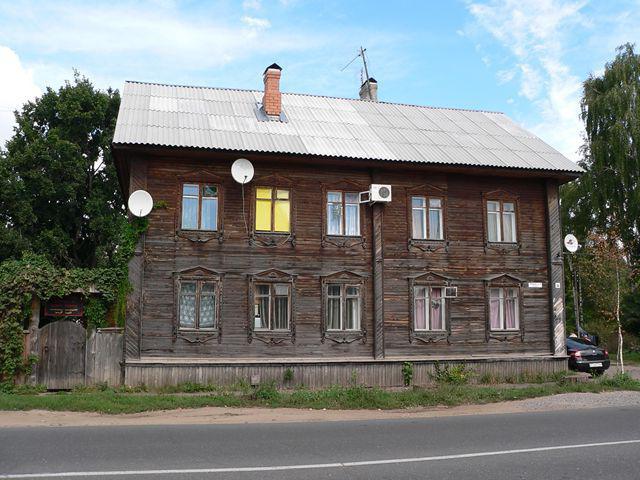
[262,63,282,117]
[359,77,378,102]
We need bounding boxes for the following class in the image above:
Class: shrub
[401,362,413,386]
[254,381,279,401]
[283,368,294,383]
[432,362,473,385]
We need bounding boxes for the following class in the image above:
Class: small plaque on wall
[528,282,543,288]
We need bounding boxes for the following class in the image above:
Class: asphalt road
[1,406,640,479]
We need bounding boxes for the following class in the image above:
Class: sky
[0,0,639,162]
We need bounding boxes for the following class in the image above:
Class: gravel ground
[513,390,640,411]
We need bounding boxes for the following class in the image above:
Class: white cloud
[0,46,40,147]
[242,0,262,10]
[467,0,588,161]
[241,16,271,29]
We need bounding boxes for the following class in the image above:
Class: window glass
[502,203,516,242]
[327,191,343,235]
[181,184,199,230]
[345,286,360,330]
[254,285,270,330]
[255,194,272,231]
[327,285,341,330]
[201,186,218,231]
[345,193,360,236]
[430,287,444,330]
[273,284,289,330]
[276,189,289,200]
[414,286,428,330]
[199,283,216,328]
[274,195,291,232]
[489,287,519,330]
[487,202,501,242]
[489,287,502,329]
[256,187,272,199]
[412,196,427,239]
[428,200,443,240]
[179,282,197,328]
[326,284,361,331]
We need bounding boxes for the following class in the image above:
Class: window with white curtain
[489,287,519,330]
[487,200,517,243]
[178,280,217,330]
[326,284,361,331]
[327,191,360,236]
[412,196,443,240]
[413,286,446,331]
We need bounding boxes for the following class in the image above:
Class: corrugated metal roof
[113,81,582,174]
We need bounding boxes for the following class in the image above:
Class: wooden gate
[37,321,86,389]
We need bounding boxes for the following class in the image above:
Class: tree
[569,43,640,265]
[0,73,124,268]
[573,232,630,372]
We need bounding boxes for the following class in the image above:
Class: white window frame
[486,200,517,243]
[178,279,218,331]
[326,284,361,331]
[327,191,360,237]
[181,183,219,231]
[489,287,520,331]
[253,283,291,331]
[412,196,443,240]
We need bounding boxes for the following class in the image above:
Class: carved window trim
[482,189,521,254]
[321,271,367,344]
[247,269,296,344]
[172,266,224,344]
[175,169,225,244]
[408,272,453,344]
[406,184,449,253]
[484,274,525,343]
[321,180,367,249]
[249,174,296,248]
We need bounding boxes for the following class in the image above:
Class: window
[255,187,290,233]
[253,283,290,331]
[489,287,519,330]
[181,184,219,231]
[413,286,445,331]
[178,280,217,330]
[327,191,360,236]
[326,284,361,331]
[411,196,443,240]
[486,200,517,243]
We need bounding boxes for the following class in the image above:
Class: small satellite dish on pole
[231,158,254,184]
[564,233,579,253]
[128,190,154,217]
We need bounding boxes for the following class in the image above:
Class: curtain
[327,192,342,235]
[255,285,270,329]
[201,197,218,231]
[505,289,518,329]
[328,296,341,330]
[489,288,501,329]
[503,211,516,242]
[414,287,427,330]
[345,286,360,330]
[430,287,443,330]
[179,283,196,328]
[181,196,198,230]
[429,208,442,240]
[487,211,500,242]
[345,204,359,236]
[273,284,289,329]
[199,283,216,328]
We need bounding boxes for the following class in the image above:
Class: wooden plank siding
[124,150,562,364]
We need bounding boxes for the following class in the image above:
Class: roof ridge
[123,80,504,115]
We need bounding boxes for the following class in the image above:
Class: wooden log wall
[125,150,563,362]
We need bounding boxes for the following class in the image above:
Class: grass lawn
[1,373,638,415]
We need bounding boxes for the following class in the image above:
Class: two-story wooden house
[112,64,582,388]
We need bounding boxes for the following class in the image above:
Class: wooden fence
[85,328,123,387]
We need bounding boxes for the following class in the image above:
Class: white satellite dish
[128,190,154,217]
[231,158,254,184]
[564,233,579,253]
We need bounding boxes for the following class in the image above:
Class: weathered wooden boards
[37,321,86,390]
[85,328,124,387]
[123,150,565,363]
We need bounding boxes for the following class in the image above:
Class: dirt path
[2,390,640,428]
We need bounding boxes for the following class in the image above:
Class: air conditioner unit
[444,286,458,298]
[359,184,392,204]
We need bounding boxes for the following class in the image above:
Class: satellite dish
[231,158,254,184]
[564,233,579,253]
[128,190,153,217]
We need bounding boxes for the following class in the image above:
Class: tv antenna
[128,190,153,217]
[341,46,373,99]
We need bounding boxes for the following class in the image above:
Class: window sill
[176,229,223,244]
[487,329,523,343]
[322,235,366,249]
[408,239,448,253]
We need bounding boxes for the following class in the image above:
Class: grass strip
[0,374,638,415]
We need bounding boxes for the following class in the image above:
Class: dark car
[566,337,610,375]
